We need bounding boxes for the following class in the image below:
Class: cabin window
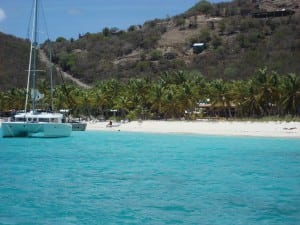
[16,118,26,122]
[39,118,50,122]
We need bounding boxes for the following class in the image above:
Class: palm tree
[90,82,111,118]
[253,68,281,116]
[68,86,86,116]
[280,73,300,116]
[207,79,233,118]
[114,95,133,119]
[89,85,109,118]
[159,71,173,87]
[232,80,263,117]
[161,84,180,118]
[0,91,10,112]
[180,80,200,119]
[53,86,69,111]
[94,79,122,119]
[149,81,165,119]
[125,78,151,119]
[173,70,187,85]
[7,88,26,111]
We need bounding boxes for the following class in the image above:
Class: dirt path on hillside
[39,49,91,89]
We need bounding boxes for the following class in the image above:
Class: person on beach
[107,120,112,127]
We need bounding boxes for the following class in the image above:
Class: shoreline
[1,119,299,138]
[86,120,300,138]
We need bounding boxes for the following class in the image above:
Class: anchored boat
[2,0,72,137]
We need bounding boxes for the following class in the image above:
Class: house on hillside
[252,9,295,18]
[192,43,205,54]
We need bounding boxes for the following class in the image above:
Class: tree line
[1,68,299,120]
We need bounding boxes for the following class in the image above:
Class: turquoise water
[0,130,300,225]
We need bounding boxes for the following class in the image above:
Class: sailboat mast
[49,46,54,111]
[32,0,39,112]
[24,0,39,113]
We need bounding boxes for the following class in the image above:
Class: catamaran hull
[1,122,72,137]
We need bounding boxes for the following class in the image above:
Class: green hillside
[0,0,299,90]
[44,0,300,85]
[0,33,30,90]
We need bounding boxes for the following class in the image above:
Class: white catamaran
[1,0,72,137]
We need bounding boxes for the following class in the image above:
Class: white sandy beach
[86,120,300,138]
[1,118,299,138]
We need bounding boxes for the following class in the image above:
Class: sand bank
[86,120,300,138]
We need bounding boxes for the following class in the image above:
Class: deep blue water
[0,130,300,225]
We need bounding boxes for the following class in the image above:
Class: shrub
[149,50,163,61]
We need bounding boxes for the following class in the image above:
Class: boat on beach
[1,0,72,137]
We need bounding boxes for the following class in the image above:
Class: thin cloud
[0,8,6,22]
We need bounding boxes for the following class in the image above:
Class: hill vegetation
[42,0,300,84]
[0,0,299,89]
[0,0,300,119]
[0,33,30,90]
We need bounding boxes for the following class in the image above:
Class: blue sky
[0,0,230,41]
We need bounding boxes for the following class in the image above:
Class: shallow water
[0,130,300,224]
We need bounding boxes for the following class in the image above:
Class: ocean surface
[0,130,300,225]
